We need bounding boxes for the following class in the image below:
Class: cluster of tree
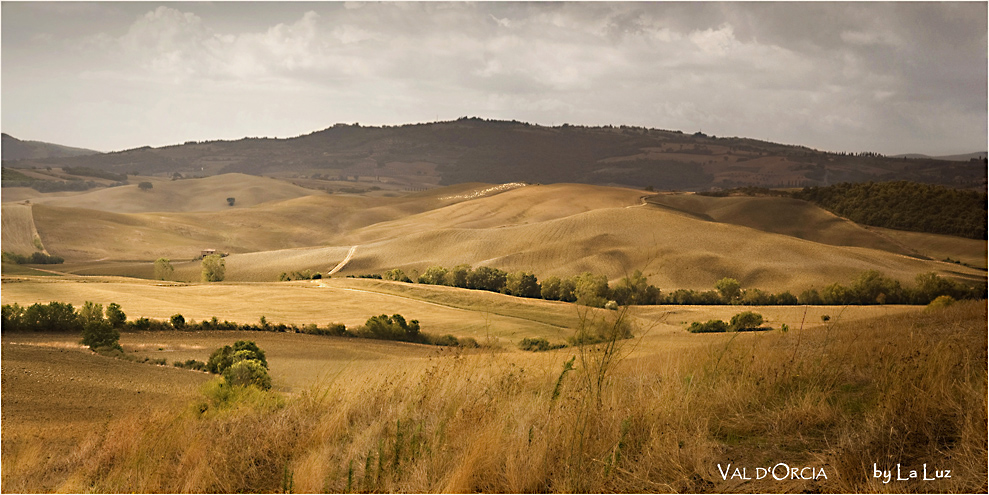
[2,251,64,264]
[354,314,480,347]
[2,179,102,192]
[697,181,987,239]
[400,265,661,308]
[2,301,126,351]
[279,269,322,281]
[206,340,272,390]
[2,301,482,351]
[370,265,983,307]
[792,181,986,239]
[795,270,985,305]
[62,166,127,182]
[696,186,790,198]
[687,311,765,333]
[2,300,122,338]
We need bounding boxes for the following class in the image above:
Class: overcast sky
[2,2,986,156]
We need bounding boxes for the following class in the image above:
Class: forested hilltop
[702,181,987,239]
[4,118,985,191]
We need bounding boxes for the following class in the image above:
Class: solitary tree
[153,257,174,280]
[201,254,225,282]
[138,181,153,191]
[226,197,236,207]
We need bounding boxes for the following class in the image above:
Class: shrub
[926,295,956,311]
[518,337,566,352]
[385,269,412,283]
[429,334,461,347]
[82,319,122,351]
[728,311,764,331]
[223,360,272,390]
[170,314,186,329]
[207,340,269,374]
[687,320,729,333]
[359,314,421,342]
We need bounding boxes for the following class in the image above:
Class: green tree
[715,277,742,303]
[444,264,472,288]
[851,270,903,304]
[226,197,236,207]
[81,319,121,351]
[505,271,541,298]
[540,276,562,300]
[201,254,225,282]
[106,302,126,328]
[154,257,174,280]
[572,272,609,307]
[418,266,448,285]
[138,181,153,191]
[171,313,186,329]
[78,301,104,325]
[385,268,411,283]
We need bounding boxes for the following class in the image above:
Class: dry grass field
[2,295,984,493]
[12,175,984,291]
[0,203,45,256]
[2,176,986,493]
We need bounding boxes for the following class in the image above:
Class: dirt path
[327,245,357,276]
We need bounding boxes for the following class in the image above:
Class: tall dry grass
[3,301,985,493]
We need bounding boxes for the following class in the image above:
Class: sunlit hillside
[7,176,984,292]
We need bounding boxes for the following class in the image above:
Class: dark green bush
[728,311,764,331]
[687,320,729,333]
[223,360,272,390]
[518,337,566,352]
[82,319,121,350]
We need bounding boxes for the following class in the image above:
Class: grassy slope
[0,203,42,256]
[20,176,987,291]
[26,173,321,213]
[868,226,988,269]
[647,193,914,254]
[2,301,983,493]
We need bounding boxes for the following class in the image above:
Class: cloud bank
[2,2,985,155]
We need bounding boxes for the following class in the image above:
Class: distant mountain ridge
[4,119,985,190]
[2,133,101,161]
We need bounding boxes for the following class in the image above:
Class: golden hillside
[10,175,986,292]
[21,173,321,213]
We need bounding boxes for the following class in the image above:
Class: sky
[2,2,986,156]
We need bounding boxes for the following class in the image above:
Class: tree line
[353,265,984,307]
[0,302,480,349]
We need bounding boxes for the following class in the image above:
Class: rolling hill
[5,118,985,191]
[11,175,985,293]
[1,133,100,161]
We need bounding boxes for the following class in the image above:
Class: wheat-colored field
[17,173,322,213]
[0,203,44,256]
[13,176,983,291]
[2,299,984,493]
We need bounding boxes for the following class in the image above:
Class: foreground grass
[2,302,986,493]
